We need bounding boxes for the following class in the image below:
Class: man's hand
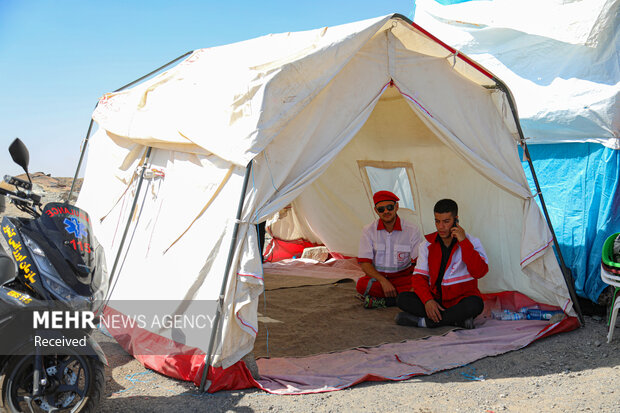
[360,262,397,298]
[450,223,466,242]
[379,278,397,298]
[424,299,445,323]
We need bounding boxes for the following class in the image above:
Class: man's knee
[356,276,383,297]
[459,295,484,316]
[355,277,369,295]
[396,291,421,307]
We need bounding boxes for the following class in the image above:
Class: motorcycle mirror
[8,138,32,185]
[9,138,30,172]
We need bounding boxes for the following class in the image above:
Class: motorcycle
[0,139,108,412]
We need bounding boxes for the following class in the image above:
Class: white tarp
[413,0,620,149]
[78,14,575,372]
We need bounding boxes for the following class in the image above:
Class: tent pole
[105,146,153,300]
[66,50,194,204]
[67,118,95,203]
[199,161,253,393]
[494,79,584,325]
[109,50,194,94]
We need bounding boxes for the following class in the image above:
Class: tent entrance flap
[288,85,571,311]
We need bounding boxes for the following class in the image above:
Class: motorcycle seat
[0,242,16,285]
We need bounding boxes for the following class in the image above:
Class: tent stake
[67,50,194,204]
[200,161,253,393]
[494,79,584,325]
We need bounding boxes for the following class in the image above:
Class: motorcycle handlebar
[0,184,41,210]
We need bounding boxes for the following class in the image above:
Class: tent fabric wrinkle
[163,164,236,253]
[413,0,619,148]
[92,15,394,167]
[75,13,579,392]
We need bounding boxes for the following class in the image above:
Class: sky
[0,0,415,178]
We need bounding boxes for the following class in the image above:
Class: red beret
[373,190,399,205]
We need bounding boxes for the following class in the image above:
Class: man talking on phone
[395,199,488,329]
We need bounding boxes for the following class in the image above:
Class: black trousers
[397,292,484,327]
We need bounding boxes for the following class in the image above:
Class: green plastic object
[601,232,620,328]
[601,232,620,268]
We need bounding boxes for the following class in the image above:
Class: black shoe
[395,312,422,327]
[456,317,475,329]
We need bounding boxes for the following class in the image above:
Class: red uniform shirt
[412,232,489,307]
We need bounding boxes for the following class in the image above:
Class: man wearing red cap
[357,190,423,308]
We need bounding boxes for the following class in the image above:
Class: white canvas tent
[75,14,578,392]
[408,0,620,304]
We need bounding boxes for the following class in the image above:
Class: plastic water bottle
[519,305,538,318]
[492,309,525,321]
[520,307,563,320]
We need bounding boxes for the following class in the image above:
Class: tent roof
[92,14,519,166]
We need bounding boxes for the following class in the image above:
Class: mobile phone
[452,217,459,228]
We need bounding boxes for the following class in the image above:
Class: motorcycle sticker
[6,289,32,304]
[63,217,88,239]
[2,222,37,285]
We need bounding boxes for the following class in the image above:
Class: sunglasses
[376,204,395,213]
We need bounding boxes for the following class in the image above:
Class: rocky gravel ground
[96,314,620,412]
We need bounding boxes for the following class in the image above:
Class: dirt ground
[97,314,620,413]
[253,276,455,359]
[2,175,620,412]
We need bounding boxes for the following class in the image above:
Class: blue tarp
[522,143,620,302]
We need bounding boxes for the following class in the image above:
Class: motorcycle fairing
[40,203,95,277]
[1,218,40,290]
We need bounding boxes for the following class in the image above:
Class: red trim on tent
[236,312,258,335]
[102,306,257,391]
[408,21,495,81]
[388,81,435,118]
[193,361,258,393]
[520,239,553,265]
[480,291,562,312]
[480,291,580,341]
